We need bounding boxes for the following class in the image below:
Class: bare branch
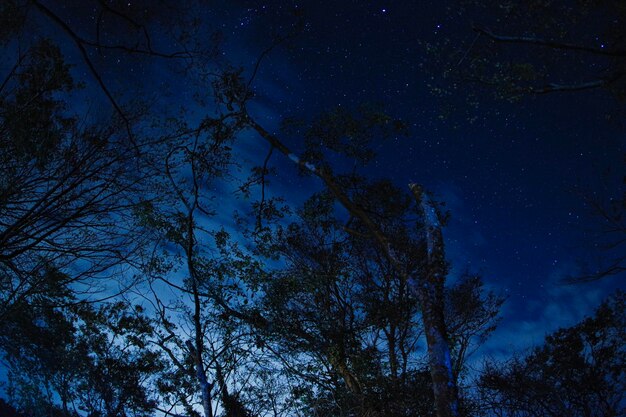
[247,18,304,90]
[31,0,136,147]
[473,25,626,57]
[530,74,624,94]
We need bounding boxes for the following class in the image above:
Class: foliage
[477,291,625,417]
[0,36,150,322]
[247,185,502,416]
[0,289,162,417]
[0,3,620,417]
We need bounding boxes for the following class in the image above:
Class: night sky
[19,0,625,358]
[202,1,624,357]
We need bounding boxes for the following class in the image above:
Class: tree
[239,101,463,417]
[0,399,28,417]
[0,284,162,417]
[566,176,626,283]
[244,175,502,415]
[132,117,270,417]
[0,4,506,417]
[477,290,625,417]
[0,36,152,321]
[445,274,504,384]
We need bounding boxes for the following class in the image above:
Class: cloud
[476,259,612,364]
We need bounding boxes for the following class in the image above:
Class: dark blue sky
[26,0,624,354]
[209,0,625,354]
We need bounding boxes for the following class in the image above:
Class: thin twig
[256,145,274,230]
[457,31,481,67]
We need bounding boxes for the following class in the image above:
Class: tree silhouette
[477,291,625,417]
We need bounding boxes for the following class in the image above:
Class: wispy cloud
[477,260,613,364]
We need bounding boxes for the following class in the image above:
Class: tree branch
[530,74,624,94]
[31,0,140,149]
[245,116,404,272]
[473,26,626,58]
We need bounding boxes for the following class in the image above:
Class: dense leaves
[0,293,161,417]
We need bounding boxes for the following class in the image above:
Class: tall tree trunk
[409,184,459,417]
[186,211,214,417]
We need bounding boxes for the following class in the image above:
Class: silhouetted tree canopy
[0,2,622,417]
[477,291,625,417]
